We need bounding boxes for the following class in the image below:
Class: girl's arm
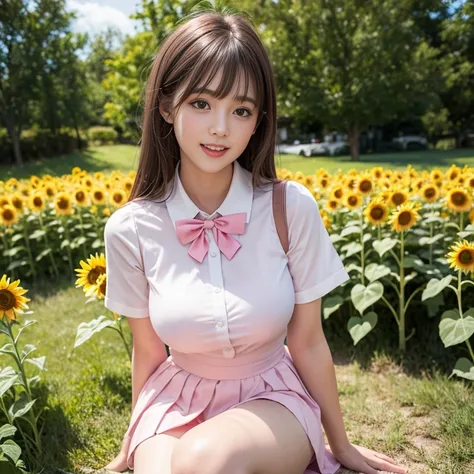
[286,298,351,455]
[127,317,168,412]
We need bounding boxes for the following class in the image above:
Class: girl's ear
[159,103,174,124]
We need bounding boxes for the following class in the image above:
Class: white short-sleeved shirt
[104,160,349,378]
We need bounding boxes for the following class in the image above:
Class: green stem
[389,248,401,267]
[22,223,37,280]
[62,216,74,275]
[360,211,365,285]
[399,231,406,353]
[404,286,424,313]
[429,222,433,266]
[109,321,132,361]
[38,213,59,278]
[1,231,16,280]
[461,280,474,288]
[457,270,463,317]
[381,295,400,326]
[77,209,88,260]
[460,212,464,233]
[5,322,42,454]
[466,339,474,362]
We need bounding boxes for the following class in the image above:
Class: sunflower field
[1,164,474,381]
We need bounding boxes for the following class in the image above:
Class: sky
[66,0,142,37]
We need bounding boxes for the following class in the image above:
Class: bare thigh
[133,422,198,474]
[171,399,314,474]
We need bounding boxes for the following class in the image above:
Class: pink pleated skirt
[125,345,341,474]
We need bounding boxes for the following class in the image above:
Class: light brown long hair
[128,10,278,203]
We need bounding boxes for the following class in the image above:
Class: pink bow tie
[175,212,247,263]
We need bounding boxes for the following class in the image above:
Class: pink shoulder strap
[272,180,289,254]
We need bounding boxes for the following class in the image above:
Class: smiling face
[160,68,259,175]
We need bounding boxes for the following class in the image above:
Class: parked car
[276,140,349,157]
[393,135,428,150]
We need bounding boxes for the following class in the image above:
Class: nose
[209,110,229,136]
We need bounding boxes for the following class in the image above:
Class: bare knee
[171,437,249,474]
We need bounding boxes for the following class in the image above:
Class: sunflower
[446,188,472,212]
[345,193,363,210]
[356,174,374,195]
[371,167,384,180]
[0,275,31,322]
[10,192,25,212]
[364,199,389,226]
[0,195,11,207]
[469,208,474,225]
[74,188,89,206]
[55,192,73,215]
[91,187,107,205]
[419,183,440,203]
[389,190,409,208]
[75,253,107,295]
[320,209,331,231]
[388,201,421,232]
[466,174,474,190]
[446,165,461,182]
[325,199,339,212]
[446,240,474,274]
[430,168,443,184]
[1,205,19,226]
[329,186,344,202]
[84,272,107,299]
[29,192,46,212]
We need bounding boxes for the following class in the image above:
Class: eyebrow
[190,87,257,107]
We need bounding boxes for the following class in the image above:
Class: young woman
[102,10,407,474]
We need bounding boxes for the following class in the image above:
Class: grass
[1,145,474,473]
[1,276,472,474]
[1,144,474,181]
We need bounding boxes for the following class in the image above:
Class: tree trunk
[3,111,23,167]
[348,123,360,161]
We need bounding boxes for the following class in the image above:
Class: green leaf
[341,225,360,237]
[20,344,36,362]
[0,439,21,464]
[373,238,398,257]
[422,276,453,301]
[0,425,16,442]
[74,315,117,349]
[24,357,46,371]
[6,261,28,271]
[3,247,25,258]
[323,295,344,320]
[11,234,23,243]
[0,368,18,398]
[0,343,16,357]
[8,393,36,420]
[345,263,362,274]
[348,311,377,345]
[364,263,391,282]
[458,224,474,239]
[419,234,444,246]
[451,358,474,381]
[60,239,70,249]
[343,242,363,258]
[35,248,52,262]
[29,230,46,240]
[439,309,474,348]
[351,282,384,315]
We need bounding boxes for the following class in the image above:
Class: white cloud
[67,0,137,37]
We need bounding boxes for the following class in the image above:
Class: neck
[179,159,234,215]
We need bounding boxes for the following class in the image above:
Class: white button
[215,287,221,293]
[217,321,224,327]
[210,251,217,257]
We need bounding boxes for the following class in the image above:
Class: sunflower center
[452,191,467,206]
[424,188,436,199]
[459,249,473,265]
[370,207,384,220]
[392,193,406,206]
[87,266,106,285]
[0,289,14,310]
[3,209,14,221]
[76,191,85,201]
[58,197,69,209]
[335,189,343,199]
[113,193,123,204]
[359,180,372,193]
[398,211,411,226]
[348,196,358,206]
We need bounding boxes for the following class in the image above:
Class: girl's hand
[333,443,408,474]
[103,435,131,472]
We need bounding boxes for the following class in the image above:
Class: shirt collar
[165,160,253,229]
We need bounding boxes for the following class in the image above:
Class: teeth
[204,145,226,151]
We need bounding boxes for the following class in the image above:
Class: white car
[393,135,428,150]
[276,141,348,157]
